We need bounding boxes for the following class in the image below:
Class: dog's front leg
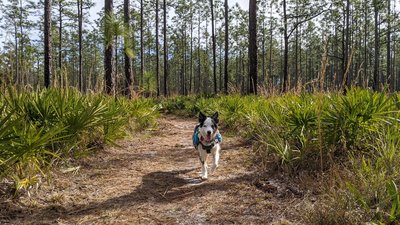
[211,145,220,173]
[199,148,208,179]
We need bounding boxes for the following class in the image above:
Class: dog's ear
[199,111,206,123]
[212,112,219,124]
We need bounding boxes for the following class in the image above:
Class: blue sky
[89,0,248,21]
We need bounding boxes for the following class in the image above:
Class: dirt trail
[1,115,303,224]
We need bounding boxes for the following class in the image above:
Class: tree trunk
[14,22,19,88]
[387,0,392,91]
[189,0,193,94]
[373,0,380,91]
[262,21,265,86]
[58,0,63,88]
[363,0,368,88]
[224,0,229,94]
[155,0,160,96]
[78,0,83,92]
[219,46,222,91]
[294,0,299,89]
[342,0,350,90]
[210,0,217,94]
[269,4,273,88]
[44,0,52,88]
[181,25,187,95]
[197,11,201,94]
[163,0,168,96]
[18,0,25,88]
[104,0,114,95]
[282,0,289,92]
[248,0,257,94]
[124,0,133,97]
[140,0,144,88]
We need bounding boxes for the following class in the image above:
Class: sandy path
[1,115,302,224]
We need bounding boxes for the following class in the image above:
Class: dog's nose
[207,131,211,135]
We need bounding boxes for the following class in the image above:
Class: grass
[0,88,158,195]
[2,87,400,224]
[159,88,400,224]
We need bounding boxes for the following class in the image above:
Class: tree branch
[288,5,331,38]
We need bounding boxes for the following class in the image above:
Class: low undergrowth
[0,88,158,196]
[3,87,400,224]
[159,88,400,224]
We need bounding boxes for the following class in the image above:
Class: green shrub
[0,88,159,194]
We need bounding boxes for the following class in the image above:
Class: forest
[1,0,399,95]
[1,0,400,224]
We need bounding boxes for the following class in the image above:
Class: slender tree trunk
[104,0,114,95]
[294,0,299,89]
[14,22,19,87]
[248,0,257,94]
[238,50,242,91]
[342,0,350,90]
[140,0,144,88]
[124,0,133,97]
[364,0,368,88]
[387,0,392,91]
[210,0,217,94]
[182,25,187,95]
[78,0,83,92]
[115,36,119,93]
[58,0,63,88]
[155,0,160,96]
[219,46,222,91]
[44,0,52,88]
[189,0,193,94]
[393,0,397,91]
[262,21,265,86]
[269,4,273,88]
[283,0,289,92]
[163,0,168,96]
[18,0,24,88]
[197,12,201,94]
[224,0,229,94]
[373,0,380,91]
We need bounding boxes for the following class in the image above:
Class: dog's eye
[211,125,215,129]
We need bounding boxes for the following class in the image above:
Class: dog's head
[198,112,219,142]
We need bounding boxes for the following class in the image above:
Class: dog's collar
[200,142,215,153]
[199,135,216,153]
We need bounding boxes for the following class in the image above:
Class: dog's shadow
[135,168,202,201]
[12,168,253,222]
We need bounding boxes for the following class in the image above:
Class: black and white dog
[192,112,222,180]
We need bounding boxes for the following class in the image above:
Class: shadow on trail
[14,168,254,222]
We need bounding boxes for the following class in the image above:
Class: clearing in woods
[1,115,305,224]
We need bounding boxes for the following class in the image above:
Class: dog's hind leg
[211,145,220,173]
[199,148,208,180]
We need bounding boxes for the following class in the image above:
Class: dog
[192,112,222,180]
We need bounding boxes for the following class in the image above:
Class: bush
[0,88,158,194]
[159,90,400,224]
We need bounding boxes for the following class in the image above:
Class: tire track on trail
[1,115,302,224]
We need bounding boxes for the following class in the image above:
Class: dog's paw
[211,164,218,173]
[200,175,208,180]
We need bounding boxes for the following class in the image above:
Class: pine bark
[44,0,52,88]
[224,0,229,94]
[104,0,114,95]
[248,0,257,94]
[156,0,160,96]
[78,0,83,92]
[163,0,168,96]
[124,0,133,97]
[210,0,217,94]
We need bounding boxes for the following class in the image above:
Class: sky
[89,0,248,22]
